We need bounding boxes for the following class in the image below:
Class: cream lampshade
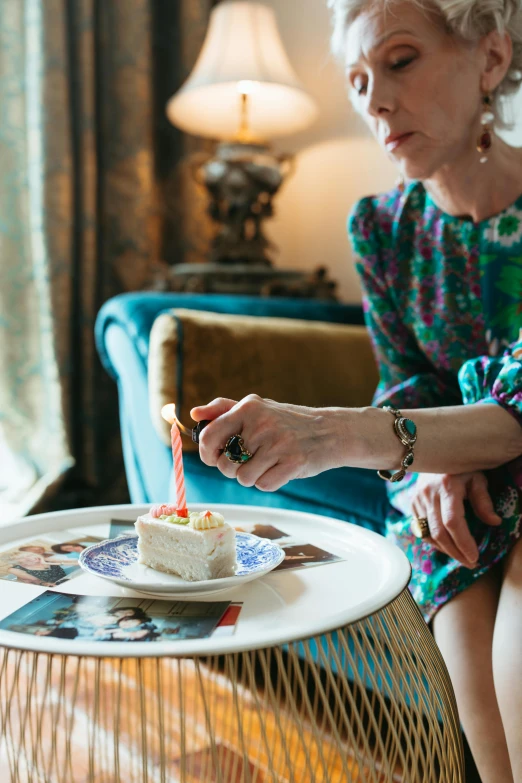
[166,0,318,142]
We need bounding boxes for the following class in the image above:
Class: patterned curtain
[0,0,212,521]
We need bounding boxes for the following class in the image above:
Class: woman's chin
[397,152,443,183]
[399,161,437,183]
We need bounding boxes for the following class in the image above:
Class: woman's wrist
[317,406,406,472]
[319,402,522,476]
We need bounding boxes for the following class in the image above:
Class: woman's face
[345,2,486,179]
[89,613,116,627]
[17,553,44,567]
[119,618,141,629]
[114,609,135,619]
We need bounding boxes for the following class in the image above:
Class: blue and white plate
[79,533,285,597]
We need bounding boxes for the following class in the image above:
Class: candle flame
[161,403,193,437]
[161,403,176,424]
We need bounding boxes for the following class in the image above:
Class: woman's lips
[385,132,414,152]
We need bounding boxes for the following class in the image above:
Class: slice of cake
[135,506,237,582]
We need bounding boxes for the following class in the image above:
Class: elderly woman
[191,1,522,780]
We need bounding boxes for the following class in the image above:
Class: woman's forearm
[326,403,522,474]
[9,569,41,584]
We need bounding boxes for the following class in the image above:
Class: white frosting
[189,510,225,530]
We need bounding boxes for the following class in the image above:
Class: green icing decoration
[160,515,190,525]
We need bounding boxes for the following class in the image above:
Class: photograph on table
[0,534,101,587]
[273,542,343,571]
[0,592,231,643]
[233,522,289,540]
[213,602,243,637]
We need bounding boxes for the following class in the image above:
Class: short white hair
[328,0,522,120]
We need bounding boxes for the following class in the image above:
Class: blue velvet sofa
[95,292,388,534]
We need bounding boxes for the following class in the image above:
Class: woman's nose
[366,78,394,117]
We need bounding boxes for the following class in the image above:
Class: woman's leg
[493,536,522,783]
[432,566,513,783]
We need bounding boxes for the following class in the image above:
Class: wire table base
[0,589,464,783]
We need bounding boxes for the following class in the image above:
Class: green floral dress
[349,181,522,623]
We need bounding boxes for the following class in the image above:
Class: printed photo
[233,523,289,540]
[0,592,231,643]
[0,535,101,587]
[273,542,343,571]
[212,603,243,637]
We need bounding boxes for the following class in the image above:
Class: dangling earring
[396,174,405,193]
[477,94,494,163]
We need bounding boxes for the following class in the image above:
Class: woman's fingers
[412,474,481,568]
[427,496,474,566]
[437,487,479,567]
[216,452,240,479]
[253,462,295,493]
[235,444,279,488]
[413,494,476,568]
[197,395,266,466]
[216,441,285,490]
[198,410,245,466]
[468,473,502,526]
[411,498,443,555]
[190,397,238,423]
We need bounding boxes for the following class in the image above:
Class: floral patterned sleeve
[348,197,461,410]
[458,334,522,426]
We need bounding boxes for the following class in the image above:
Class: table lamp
[166,0,318,272]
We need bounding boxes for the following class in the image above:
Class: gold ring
[224,434,252,464]
[411,516,430,539]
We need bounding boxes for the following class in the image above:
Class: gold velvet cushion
[149,308,378,450]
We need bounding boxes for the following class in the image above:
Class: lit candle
[161,404,187,514]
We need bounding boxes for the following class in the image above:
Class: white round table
[0,504,464,783]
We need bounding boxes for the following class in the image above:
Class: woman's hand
[191,396,335,492]
[411,471,502,568]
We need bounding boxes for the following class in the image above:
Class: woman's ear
[480,29,513,93]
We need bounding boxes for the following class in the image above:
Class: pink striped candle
[171,422,187,513]
[160,403,188,515]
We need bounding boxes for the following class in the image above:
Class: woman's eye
[353,80,367,96]
[390,56,414,71]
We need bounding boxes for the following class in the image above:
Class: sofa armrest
[103,322,172,502]
[149,308,378,448]
[95,292,365,382]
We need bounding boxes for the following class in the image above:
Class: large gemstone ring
[224,434,252,464]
